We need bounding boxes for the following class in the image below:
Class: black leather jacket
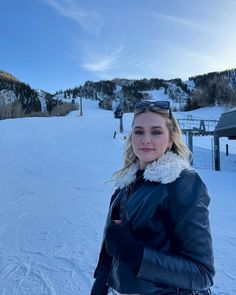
[92,154,215,295]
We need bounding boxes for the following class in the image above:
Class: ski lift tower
[114,107,124,133]
[178,118,219,169]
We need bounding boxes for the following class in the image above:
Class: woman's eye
[134,130,143,135]
[152,131,162,135]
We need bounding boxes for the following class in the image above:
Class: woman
[91,101,215,295]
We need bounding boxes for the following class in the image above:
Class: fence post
[213,136,220,171]
[120,117,124,133]
[226,144,229,156]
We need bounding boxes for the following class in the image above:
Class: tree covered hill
[57,69,236,112]
[0,70,41,117]
[1,68,236,120]
[189,69,236,108]
[0,70,76,119]
[0,71,20,83]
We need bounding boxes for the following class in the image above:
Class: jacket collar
[115,151,191,189]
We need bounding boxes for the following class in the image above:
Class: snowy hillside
[0,99,235,294]
[0,90,17,104]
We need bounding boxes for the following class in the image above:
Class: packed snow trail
[0,101,120,294]
[0,100,235,294]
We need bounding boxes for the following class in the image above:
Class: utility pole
[80,97,83,116]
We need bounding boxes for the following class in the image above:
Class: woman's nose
[142,134,151,144]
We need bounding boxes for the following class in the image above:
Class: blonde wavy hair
[113,107,191,181]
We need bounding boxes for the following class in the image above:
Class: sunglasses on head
[134,100,171,117]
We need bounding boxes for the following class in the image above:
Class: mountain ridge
[0,68,236,120]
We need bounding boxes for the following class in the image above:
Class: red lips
[140,148,154,152]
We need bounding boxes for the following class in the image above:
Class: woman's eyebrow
[133,126,163,129]
[151,126,163,129]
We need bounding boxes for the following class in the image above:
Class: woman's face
[131,111,172,169]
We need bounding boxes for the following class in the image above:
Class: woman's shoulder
[176,168,207,189]
[168,169,211,223]
[171,168,210,206]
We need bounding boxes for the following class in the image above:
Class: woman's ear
[166,144,172,152]
[168,140,173,150]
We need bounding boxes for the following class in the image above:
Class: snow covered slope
[0,99,235,294]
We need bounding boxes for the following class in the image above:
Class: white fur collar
[115,151,192,189]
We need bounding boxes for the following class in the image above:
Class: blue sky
[1,0,236,93]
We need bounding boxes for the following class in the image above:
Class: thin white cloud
[79,45,163,80]
[44,0,104,35]
[179,47,233,70]
[154,13,214,32]
[81,45,124,72]
[79,40,235,81]
[94,44,233,81]
[155,45,233,79]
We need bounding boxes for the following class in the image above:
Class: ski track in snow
[0,249,92,295]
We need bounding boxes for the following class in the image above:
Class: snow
[184,79,195,91]
[0,99,235,294]
[36,90,48,112]
[177,106,230,121]
[0,90,17,105]
[147,88,169,101]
